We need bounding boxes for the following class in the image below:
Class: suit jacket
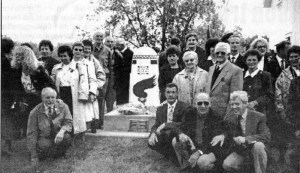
[267,54,289,84]
[40,56,61,76]
[229,54,247,71]
[150,101,192,136]
[224,110,271,155]
[206,61,243,116]
[27,101,73,159]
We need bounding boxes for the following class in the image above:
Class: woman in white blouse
[52,43,98,135]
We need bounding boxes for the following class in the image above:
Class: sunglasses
[215,52,226,55]
[197,101,209,106]
[256,46,266,49]
[74,48,83,52]
[184,59,195,63]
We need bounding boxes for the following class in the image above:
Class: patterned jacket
[275,66,298,112]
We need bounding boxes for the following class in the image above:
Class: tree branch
[150,0,163,16]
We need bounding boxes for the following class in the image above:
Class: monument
[103,46,159,133]
[129,46,160,106]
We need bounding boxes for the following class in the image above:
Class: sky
[2,0,290,47]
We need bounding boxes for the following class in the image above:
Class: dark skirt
[59,86,73,116]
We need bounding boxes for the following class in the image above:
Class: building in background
[263,0,300,45]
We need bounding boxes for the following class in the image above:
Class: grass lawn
[2,135,299,173]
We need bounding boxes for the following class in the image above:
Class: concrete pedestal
[104,110,156,132]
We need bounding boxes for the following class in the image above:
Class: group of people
[1,32,134,166]
[151,33,300,172]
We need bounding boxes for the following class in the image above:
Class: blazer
[267,54,289,84]
[229,54,247,71]
[243,70,274,114]
[224,110,271,155]
[172,67,208,106]
[150,100,192,135]
[206,61,243,117]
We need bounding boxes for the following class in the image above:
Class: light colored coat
[206,61,243,117]
[52,59,98,134]
[172,67,208,106]
[275,66,297,112]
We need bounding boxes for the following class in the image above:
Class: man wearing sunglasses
[172,93,226,171]
[206,42,243,117]
[148,83,195,161]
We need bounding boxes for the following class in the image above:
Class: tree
[79,0,225,51]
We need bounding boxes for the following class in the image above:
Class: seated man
[27,87,73,166]
[148,83,194,159]
[172,93,227,171]
[217,91,271,173]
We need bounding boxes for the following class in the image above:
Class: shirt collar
[230,53,239,59]
[167,100,178,109]
[218,59,229,70]
[241,109,248,120]
[276,55,283,63]
[245,68,260,78]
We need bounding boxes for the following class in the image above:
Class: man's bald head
[195,92,211,115]
[115,38,126,51]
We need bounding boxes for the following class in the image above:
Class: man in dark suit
[268,41,291,84]
[172,93,227,171]
[214,91,270,173]
[113,38,134,105]
[228,35,247,71]
[148,83,194,159]
[206,42,243,117]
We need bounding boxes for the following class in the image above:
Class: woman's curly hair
[12,46,38,73]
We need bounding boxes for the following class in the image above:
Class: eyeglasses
[197,101,209,106]
[289,55,300,60]
[74,48,83,52]
[184,59,195,63]
[256,46,266,49]
[215,52,226,55]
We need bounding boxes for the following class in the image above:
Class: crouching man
[27,87,73,166]
[218,91,271,173]
[148,83,195,160]
[172,93,227,171]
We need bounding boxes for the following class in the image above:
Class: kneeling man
[221,91,270,173]
[27,87,73,166]
[148,83,194,159]
[172,93,227,171]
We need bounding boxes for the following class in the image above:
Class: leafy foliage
[78,0,225,50]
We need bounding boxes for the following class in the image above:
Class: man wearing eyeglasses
[206,42,243,117]
[172,93,226,171]
[148,83,195,161]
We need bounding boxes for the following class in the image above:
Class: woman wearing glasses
[172,51,208,106]
[243,49,273,114]
[51,43,98,136]
[249,38,272,71]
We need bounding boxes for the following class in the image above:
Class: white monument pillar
[129,47,160,106]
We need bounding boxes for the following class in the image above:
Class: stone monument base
[103,110,156,133]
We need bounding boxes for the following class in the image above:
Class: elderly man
[206,42,243,117]
[148,83,195,160]
[113,38,133,105]
[104,36,115,50]
[27,87,73,166]
[92,31,112,128]
[172,93,226,171]
[215,91,270,173]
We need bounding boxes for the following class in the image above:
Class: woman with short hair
[173,51,208,106]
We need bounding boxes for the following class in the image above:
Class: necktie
[236,115,243,135]
[231,57,235,63]
[211,66,221,89]
[167,106,174,122]
[48,106,55,137]
[48,106,53,118]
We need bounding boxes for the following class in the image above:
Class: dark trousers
[59,86,73,115]
[148,132,176,158]
[98,78,108,128]
[105,75,116,112]
[37,133,72,159]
